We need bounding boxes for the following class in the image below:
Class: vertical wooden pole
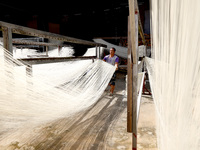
[127,16,133,133]
[2,27,13,54]
[98,46,101,59]
[58,46,61,56]
[2,27,14,94]
[95,46,98,58]
[46,46,49,56]
[135,14,138,61]
[128,0,138,150]
[132,13,138,150]
[128,0,137,64]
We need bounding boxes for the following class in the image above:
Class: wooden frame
[0,21,106,61]
[0,21,106,78]
[18,56,96,66]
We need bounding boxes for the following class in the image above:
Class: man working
[103,47,119,96]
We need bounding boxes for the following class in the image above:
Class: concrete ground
[137,95,157,150]
[0,73,157,150]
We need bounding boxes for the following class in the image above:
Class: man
[103,47,119,96]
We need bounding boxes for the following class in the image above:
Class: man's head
[110,47,116,56]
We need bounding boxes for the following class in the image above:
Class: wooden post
[2,27,13,54]
[2,27,14,92]
[132,13,138,150]
[98,46,101,59]
[58,46,62,56]
[127,16,133,133]
[135,14,138,61]
[95,46,98,58]
[46,46,48,56]
[128,0,137,64]
[128,0,138,150]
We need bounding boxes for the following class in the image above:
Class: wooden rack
[0,21,106,63]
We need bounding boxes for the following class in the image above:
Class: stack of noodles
[145,0,200,149]
[0,45,116,148]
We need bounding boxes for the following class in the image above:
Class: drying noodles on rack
[0,45,116,148]
[145,0,200,149]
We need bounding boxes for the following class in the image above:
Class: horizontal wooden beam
[0,21,106,47]
[94,37,127,40]
[12,39,64,47]
[0,38,70,47]
[17,56,96,65]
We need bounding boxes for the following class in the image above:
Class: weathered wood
[128,0,139,149]
[132,13,139,150]
[98,46,101,59]
[46,46,48,55]
[0,38,71,48]
[127,16,133,133]
[12,39,66,47]
[133,11,138,138]
[17,56,96,65]
[135,14,139,61]
[0,21,106,47]
[128,0,137,64]
[2,27,13,54]
[94,37,127,40]
[95,46,98,58]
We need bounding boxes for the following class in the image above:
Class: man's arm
[115,62,119,70]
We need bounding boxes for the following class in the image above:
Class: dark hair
[110,47,116,52]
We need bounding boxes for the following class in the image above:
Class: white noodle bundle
[147,0,200,149]
[0,45,115,147]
